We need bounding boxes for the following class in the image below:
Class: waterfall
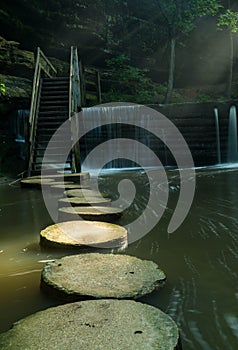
[79,105,167,172]
[214,107,221,164]
[15,110,29,159]
[227,105,238,163]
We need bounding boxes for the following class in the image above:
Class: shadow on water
[0,167,238,349]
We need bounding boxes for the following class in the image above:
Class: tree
[102,54,165,103]
[152,0,221,103]
[217,3,238,98]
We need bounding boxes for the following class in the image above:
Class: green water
[0,167,238,349]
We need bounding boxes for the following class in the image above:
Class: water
[214,107,221,164]
[227,106,238,163]
[0,167,238,349]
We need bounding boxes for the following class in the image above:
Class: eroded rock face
[0,299,179,350]
[0,36,34,78]
[41,253,166,300]
[40,220,127,249]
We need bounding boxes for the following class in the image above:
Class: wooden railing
[69,46,83,172]
[28,47,57,175]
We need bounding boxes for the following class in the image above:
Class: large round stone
[58,196,112,208]
[20,178,55,188]
[26,172,90,184]
[51,184,89,190]
[64,189,109,198]
[40,221,127,249]
[58,206,122,222]
[0,299,180,350]
[41,253,166,300]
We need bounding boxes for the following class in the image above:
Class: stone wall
[150,101,238,166]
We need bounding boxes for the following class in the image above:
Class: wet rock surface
[0,299,179,350]
[58,205,122,222]
[40,221,127,249]
[58,196,111,207]
[41,253,166,300]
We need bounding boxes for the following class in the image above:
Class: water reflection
[0,168,238,349]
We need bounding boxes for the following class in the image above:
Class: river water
[0,166,238,349]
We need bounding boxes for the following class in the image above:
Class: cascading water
[214,107,221,164]
[79,105,168,172]
[227,105,238,163]
[15,110,29,159]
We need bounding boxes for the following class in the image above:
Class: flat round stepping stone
[40,221,127,249]
[58,206,122,222]
[64,188,109,198]
[58,196,111,208]
[29,172,90,184]
[51,183,90,191]
[41,253,166,300]
[20,178,55,188]
[0,299,180,350]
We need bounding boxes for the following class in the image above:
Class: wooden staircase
[32,77,71,175]
[27,47,101,176]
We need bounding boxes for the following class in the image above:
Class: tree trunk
[164,37,176,104]
[226,30,233,99]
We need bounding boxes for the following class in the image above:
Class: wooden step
[43,80,69,85]
[38,111,68,116]
[41,90,69,96]
[40,100,68,105]
[39,106,68,112]
[43,77,69,82]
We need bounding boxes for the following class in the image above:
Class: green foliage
[0,83,6,96]
[102,54,166,103]
[217,9,238,33]
[153,0,222,38]
[196,92,211,103]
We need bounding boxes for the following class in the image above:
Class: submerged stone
[41,253,166,300]
[58,205,122,222]
[40,221,127,249]
[0,299,180,350]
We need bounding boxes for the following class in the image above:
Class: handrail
[69,46,82,119]
[69,46,82,172]
[28,47,57,175]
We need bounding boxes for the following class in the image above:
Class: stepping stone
[51,183,90,191]
[58,196,111,208]
[40,221,127,249]
[27,172,90,184]
[64,188,109,198]
[58,206,122,222]
[0,299,180,350]
[20,178,55,188]
[41,253,166,300]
